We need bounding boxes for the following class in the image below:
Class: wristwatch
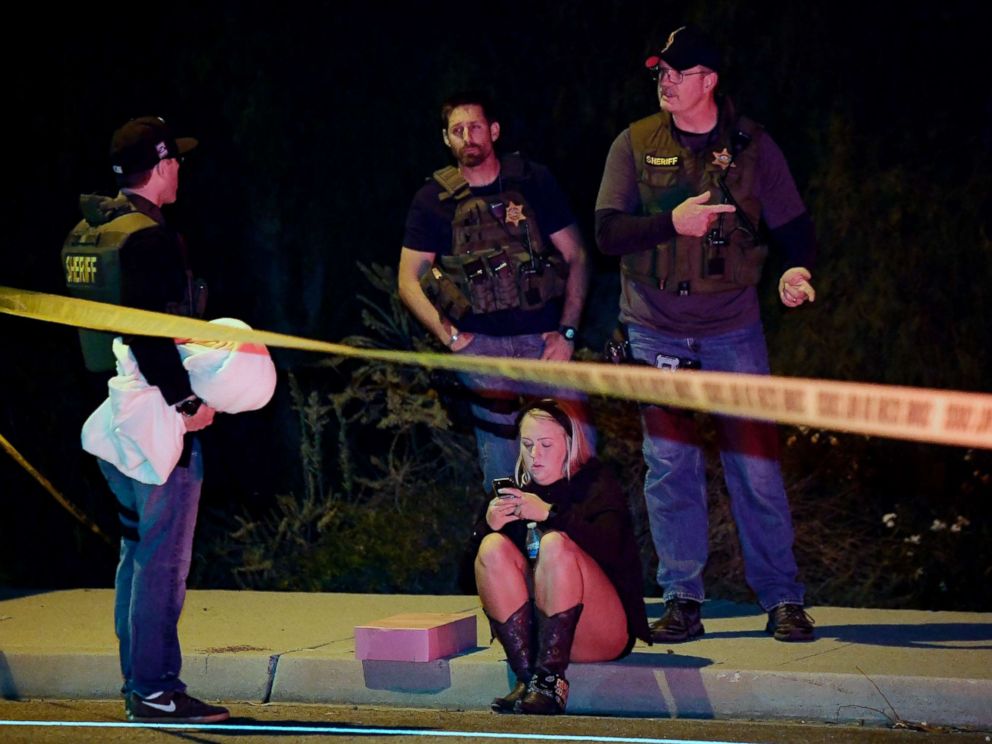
[175,396,203,417]
[558,325,577,342]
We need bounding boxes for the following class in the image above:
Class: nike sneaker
[126,690,230,723]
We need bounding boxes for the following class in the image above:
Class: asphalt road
[1,701,990,744]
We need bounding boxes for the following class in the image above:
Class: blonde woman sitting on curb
[472,399,650,715]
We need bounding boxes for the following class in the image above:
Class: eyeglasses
[654,67,709,85]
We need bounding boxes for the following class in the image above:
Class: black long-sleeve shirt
[118,193,196,406]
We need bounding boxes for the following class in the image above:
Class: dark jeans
[98,438,203,696]
[454,332,596,492]
[627,321,804,611]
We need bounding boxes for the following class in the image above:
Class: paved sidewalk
[1,589,990,727]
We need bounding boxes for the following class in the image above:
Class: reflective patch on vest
[645,154,679,167]
[64,253,101,287]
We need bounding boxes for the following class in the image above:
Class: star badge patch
[712,148,734,170]
[505,201,527,226]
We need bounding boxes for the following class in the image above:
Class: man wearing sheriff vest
[399,90,591,492]
[596,26,817,643]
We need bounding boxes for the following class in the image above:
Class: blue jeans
[98,438,204,696]
[454,332,596,492]
[626,322,804,611]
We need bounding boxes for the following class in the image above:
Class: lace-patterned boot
[518,604,583,715]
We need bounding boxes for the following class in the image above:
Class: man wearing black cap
[65,116,229,721]
[595,26,817,643]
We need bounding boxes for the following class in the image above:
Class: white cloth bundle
[81,318,276,485]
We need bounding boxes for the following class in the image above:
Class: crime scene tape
[0,432,115,547]
[2,285,992,450]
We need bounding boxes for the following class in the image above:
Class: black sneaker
[766,604,815,642]
[649,599,704,643]
[126,690,230,723]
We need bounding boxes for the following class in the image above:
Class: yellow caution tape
[2,285,991,450]
[0,432,115,548]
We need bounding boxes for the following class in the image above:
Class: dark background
[1,1,990,600]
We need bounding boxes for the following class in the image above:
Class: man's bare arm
[541,223,589,361]
[549,223,588,329]
[398,246,473,350]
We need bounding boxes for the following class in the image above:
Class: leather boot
[649,599,704,643]
[518,604,583,715]
[486,601,534,713]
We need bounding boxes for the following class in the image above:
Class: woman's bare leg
[533,531,628,662]
[476,532,530,622]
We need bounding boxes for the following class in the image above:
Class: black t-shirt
[403,157,576,336]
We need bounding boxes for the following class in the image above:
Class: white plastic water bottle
[526,522,541,562]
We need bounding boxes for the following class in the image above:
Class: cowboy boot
[518,603,583,715]
[486,600,534,713]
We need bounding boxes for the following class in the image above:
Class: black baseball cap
[645,25,722,74]
[109,116,198,176]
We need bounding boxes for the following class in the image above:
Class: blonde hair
[514,399,592,485]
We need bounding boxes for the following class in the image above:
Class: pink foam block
[354,612,477,662]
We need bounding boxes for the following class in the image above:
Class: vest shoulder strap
[729,115,764,156]
[629,112,667,160]
[106,211,158,234]
[64,211,159,249]
[735,115,761,135]
[433,153,533,203]
[629,110,764,160]
[433,166,471,202]
[630,111,666,138]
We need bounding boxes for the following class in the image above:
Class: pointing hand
[672,191,736,237]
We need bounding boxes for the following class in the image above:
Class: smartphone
[492,477,516,497]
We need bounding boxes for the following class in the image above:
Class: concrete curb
[2,589,990,727]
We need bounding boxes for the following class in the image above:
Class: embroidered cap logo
[661,26,687,55]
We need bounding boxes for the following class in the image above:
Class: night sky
[7,1,988,323]
[2,1,989,589]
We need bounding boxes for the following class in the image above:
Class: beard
[456,145,487,168]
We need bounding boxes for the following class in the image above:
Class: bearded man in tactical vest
[595,26,817,643]
[64,116,229,722]
[399,90,591,492]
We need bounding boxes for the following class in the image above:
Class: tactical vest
[625,103,768,294]
[420,155,567,320]
[62,205,158,372]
